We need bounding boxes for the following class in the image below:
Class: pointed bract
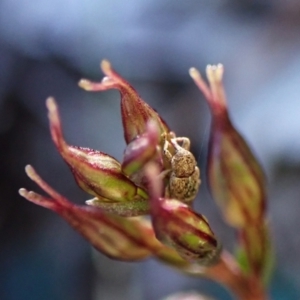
[79,60,170,144]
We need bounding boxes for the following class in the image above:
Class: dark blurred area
[1,1,300,299]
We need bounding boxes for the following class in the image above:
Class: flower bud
[190,65,271,278]
[78,60,170,144]
[189,65,266,228]
[146,164,221,266]
[153,199,221,266]
[19,166,149,260]
[20,165,191,264]
[46,97,149,216]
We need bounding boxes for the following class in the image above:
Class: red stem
[205,252,268,300]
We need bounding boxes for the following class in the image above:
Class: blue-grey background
[0,1,300,299]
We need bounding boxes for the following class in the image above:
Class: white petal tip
[101,59,112,74]
[25,165,36,179]
[19,188,28,197]
[78,79,93,91]
[46,97,57,112]
[189,67,200,79]
[206,64,224,81]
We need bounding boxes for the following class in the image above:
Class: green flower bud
[19,165,189,264]
[146,164,221,266]
[46,97,149,216]
[189,65,266,228]
[190,65,271,279]
[19,166,149,260]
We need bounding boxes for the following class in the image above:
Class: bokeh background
[1,1,300,299]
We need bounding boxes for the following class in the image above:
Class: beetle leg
[172,137,191,151]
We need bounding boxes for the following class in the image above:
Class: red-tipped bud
[19,166,191,264]
[18,167,150,260]
[190,65,271,279]
[78,60,170,144]
[190,65,266,228]
[46,97,148,216]
[146,164,221,266]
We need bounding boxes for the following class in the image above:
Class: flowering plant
[19,60,272,299]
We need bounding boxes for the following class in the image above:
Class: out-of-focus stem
[156,249,268,300]
[205,252,268,300]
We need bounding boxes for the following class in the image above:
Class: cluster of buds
[19,60,272,294]
[20,60,220,266]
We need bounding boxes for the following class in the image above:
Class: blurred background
[0,0,300,299]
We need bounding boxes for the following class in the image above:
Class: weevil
[161,132,201,203]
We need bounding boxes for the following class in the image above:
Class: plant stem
[205,251,268,300]
[159,250,268,300]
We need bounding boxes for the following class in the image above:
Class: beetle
[161,132,201,203]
